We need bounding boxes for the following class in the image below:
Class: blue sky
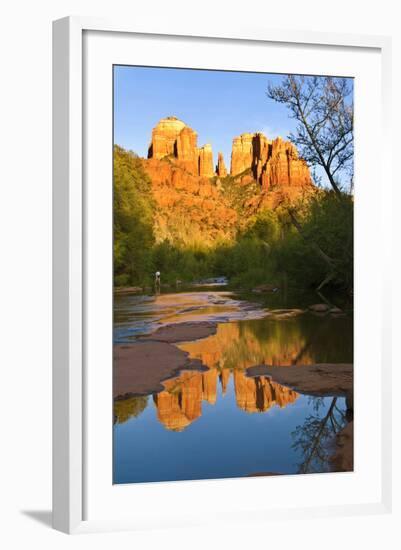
[114,66,300,167]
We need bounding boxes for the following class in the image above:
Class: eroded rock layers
[230,133,312,190]
[148,117,313,192]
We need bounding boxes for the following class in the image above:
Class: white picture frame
[52,16,392,534]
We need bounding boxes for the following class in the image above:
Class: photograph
[112,65,354,484]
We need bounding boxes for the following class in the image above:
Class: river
[113,288,353,484]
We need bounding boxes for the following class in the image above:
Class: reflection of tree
[291,397,346,474]
[114,395,148,424]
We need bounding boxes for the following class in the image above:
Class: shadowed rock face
[231,133,270,176]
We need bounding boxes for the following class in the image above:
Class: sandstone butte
[147,116,312,187]
[141,116,315,244]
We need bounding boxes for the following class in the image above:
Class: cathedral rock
[142,116,315,244]
[148,116,215,178]
[148,117,313,192]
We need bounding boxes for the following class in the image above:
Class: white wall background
[0,0,399,547]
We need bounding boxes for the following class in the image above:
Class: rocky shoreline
[114,322,217,398]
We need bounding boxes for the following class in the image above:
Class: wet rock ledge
[114,322,217,398]
[139,321,217,343]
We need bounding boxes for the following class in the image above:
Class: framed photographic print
[52,17,392,533]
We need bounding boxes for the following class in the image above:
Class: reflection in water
[177,315,352,370]
[291,396,347,473]
[113,314,353,432]
[233,371,298,413]
[152,369,298,431]
[113,292,353,483]
[114,395,149,424]
[113,291,267,342]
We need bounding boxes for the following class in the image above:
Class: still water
[113,290,353,484]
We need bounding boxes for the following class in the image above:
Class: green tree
[113,146,155,286]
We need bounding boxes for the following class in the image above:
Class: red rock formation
[142,158,238,244]
[230,131,312,193]
[148,117,312,195]
[262,137,312,191]
[230,133,255,175]
[148,116,186,159]
[142,117,316,243]
[198,144,214,178]
[176,125,199,174]
[148,116,215,178]
[216,151,227,177]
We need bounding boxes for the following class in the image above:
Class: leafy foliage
[113,146,155,286]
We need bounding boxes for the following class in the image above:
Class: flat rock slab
[269,308,305,319]
[139,321,217,343]
[114,342,206,398]
[246,363,353,398]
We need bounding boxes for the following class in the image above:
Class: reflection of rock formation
[152,367,298,431]
[153,372,203,431]
[219,368,230,396]
[153,370,218,431]
[178,321,315,371]
[233,370,298,413]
